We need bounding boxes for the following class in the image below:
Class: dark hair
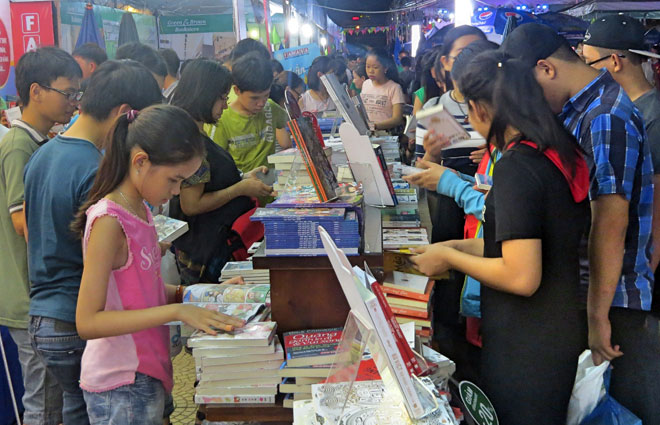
[347,54,358,62]
[116,43,167,77]
[179,59,193,75]
[276,71,305,92]
[80,60,163,121]
[441,25,487,57]
[354,62,367,79]
[229,38,270,64]
[271,59,284,74]
[459,50,581,174]
[307,56,333,91]
[269,82,286,105]
[170,59,232,124]
[159,48,180,77]
[451,39,499,83]
[549,43,585,64]
[330,59,349,85]
[366,48,401,85]
[72,43,108,66]
[16,47,82,106]
[232,52,273,92]
[417,46,442,103]
[72,104,205,236]
[400,56,413,68]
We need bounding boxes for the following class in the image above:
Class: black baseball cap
[584,14,660,59]
[500,23,571,67]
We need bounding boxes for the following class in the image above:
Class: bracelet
[175,285,184,303]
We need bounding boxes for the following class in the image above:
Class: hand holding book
[403,158,455,192]
[422,129,452,162]
[175,304,246,335]
[235,177,274,198]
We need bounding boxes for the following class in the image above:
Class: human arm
[374,103,404,131]
[422,129,451,163]
[272,101,292,149]
[76,216,245,340]
[179,179,272,217]
[4,149,30,237]
[10,210,26,238]
[587,194,627,365]
[276,127,292,149]
[411,238,542,297]
[412,95,423,116]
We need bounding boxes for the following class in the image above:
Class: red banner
[10,1,54,62]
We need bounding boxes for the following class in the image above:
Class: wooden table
[201,393,292,423]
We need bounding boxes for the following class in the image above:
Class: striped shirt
[560,70,654,311]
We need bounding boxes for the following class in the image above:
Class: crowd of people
[0,13,659,425]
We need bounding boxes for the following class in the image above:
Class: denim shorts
[83,373,165,425]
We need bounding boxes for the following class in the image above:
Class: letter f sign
[22,14,39,33]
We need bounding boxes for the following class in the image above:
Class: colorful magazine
[182,284,271,304]
[188,322,277,348]
[283,328,343,367]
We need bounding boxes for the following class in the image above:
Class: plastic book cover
[153,215,188,243]
[182,284,270,304]
[188,322,277,348]
[283,328,343,367]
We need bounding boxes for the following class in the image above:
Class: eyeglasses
[586,53,626,67]
[39,84,84,103]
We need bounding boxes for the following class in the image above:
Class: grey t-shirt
[634,89,660,173]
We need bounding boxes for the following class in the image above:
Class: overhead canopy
[562,0,660,19]
[317,0,394,28]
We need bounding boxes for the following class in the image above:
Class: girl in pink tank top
[71,105,245,425]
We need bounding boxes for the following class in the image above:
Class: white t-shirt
[299,90,336,113]
[360,79,405,124]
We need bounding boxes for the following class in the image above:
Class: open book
[415,104,471,149]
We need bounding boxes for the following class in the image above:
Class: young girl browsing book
[71,105,245,425]
[360,48,405,131]
[411,51,590,425]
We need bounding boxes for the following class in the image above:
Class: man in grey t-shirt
[582,15,660,276]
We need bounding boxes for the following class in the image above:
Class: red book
[371,281,422,376]
[282,328,343,367]
[390,305,429,319]
[381,280,434,302]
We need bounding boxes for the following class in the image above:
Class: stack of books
[278,328,343,408]
[382,228,429,250]
[371,135,401,163]
[220,261,270,284]
[382,206,421,228]
[183,283,270,305]
[189,321,284,405]
[381,272,434,345]
[267,147,332,192]
[250,208,360,256]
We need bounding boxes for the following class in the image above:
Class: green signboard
[459,381,499,425]
[159,15,233,34]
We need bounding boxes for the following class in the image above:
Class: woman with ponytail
[72,105,245,425]
[411,50,590,424]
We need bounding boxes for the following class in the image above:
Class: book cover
[278,362,333,379]
[390,306,429,319]
[194,394,276,405]
[200,359,284,377]
[374,145,398,206]
[195,382,279,396]
[199,365,281,383]
[384,251,448,281]
[199,339,284,368]
[283,327,343,367]
[279,377,313,394]
[199,375,282,387]
[168,303,265,326]
[415,103,470,147]
[381,275,434,302]
[192,341,275,359]
[182,284,271,304]
[251,207,346,221]
[395,315,432,328]
[153,215,188,243]
[188,322,277,348]
[385,295,429,310]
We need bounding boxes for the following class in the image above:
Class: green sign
[159,15,233,34]
[459,381,499,425]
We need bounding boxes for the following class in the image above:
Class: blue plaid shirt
[560,70,654,311]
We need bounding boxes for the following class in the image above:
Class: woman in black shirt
[412,51,589,424]
[169,59,273,284]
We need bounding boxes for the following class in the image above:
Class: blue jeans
[29,316,89,425]
[83,373,165,425]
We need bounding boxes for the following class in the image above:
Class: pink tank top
[80,198,173,393]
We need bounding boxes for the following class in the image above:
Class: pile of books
[220,261,270,284]
[267,147,332,192]
[382,205,421,228]
[189,321,284,405]
[250,207,360,256]
[383,228,429,250]
[183,283,270,305]
[372,135,400,163]
[381,272,435,346]
[278,327,343,408]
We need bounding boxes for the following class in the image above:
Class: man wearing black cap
[502,23,658,423]
[582,14,660,273]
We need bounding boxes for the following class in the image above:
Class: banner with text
[273,43,321,80]
[158,14,234,61]
[10,1,53,61]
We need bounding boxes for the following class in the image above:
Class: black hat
[500,23,571,67]
[584,14,660,59]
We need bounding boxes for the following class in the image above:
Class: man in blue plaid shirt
[503,23,659,423]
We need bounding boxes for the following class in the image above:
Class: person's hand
[588,315,623,365]
[222,276,246,285]
[158,241,171,257]
[176,304,246,335]
[470,144,487,163]
[409,244,453,277]
[423,130,451,162]
[403,158,452,191]
[236,178,273,198]
[244,166,269,180]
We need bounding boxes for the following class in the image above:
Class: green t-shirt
[414,87,425,103]
[0,124,44,328]
[350,81,361,95]
[205,99,288,173]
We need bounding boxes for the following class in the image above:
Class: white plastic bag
[566,350,610,425]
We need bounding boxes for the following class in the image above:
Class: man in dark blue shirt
[502,23,658,423]
[24,60,163,425]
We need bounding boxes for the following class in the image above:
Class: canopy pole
[232,0,247,42]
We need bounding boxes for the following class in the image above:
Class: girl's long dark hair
[71,104,205,237]
[458,50,581,174]
[420,46,444,103]
[367,48,401,86]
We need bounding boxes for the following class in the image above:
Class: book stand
[348,162,391,208]
[281,150,341,201]
[318,310,440,424]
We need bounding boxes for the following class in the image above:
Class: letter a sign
[10,2,54,60]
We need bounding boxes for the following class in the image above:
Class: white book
[195,383,279,396]
[415,103,470,148]
[192,342,275,359]
[198,359,284,379]
[200,341,284,368]
[199,375,282,387]
[200,366,281,383]
[153,215,188,243]
[194,394,276,404]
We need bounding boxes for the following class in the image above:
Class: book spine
[292,120,328,201]
[371,282,422,376]
[374,145,398,206]
[390,306,429,319]
[194,394,276,404]
[380,286,430,302]
[364,296,425,417]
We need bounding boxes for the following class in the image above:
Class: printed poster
[273,43,321,80]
